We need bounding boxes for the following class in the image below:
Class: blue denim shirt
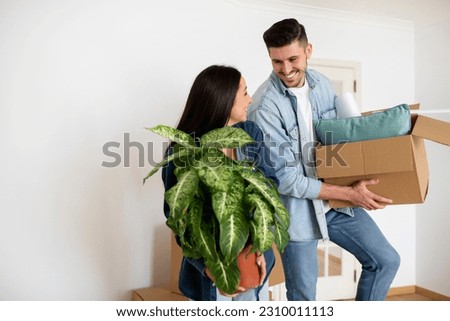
[162,121,276,300]
[247,70,353,241]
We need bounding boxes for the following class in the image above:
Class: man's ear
[306,43,313,59]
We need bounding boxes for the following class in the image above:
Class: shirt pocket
[287,125,299,141]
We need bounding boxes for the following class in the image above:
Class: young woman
[162,65,278,301]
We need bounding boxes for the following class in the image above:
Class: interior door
[310,59,360,103]
[311,59,361,300]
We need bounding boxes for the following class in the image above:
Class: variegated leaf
[165,168,199,221]
[212,174,244,222]
[197,147,232,168]
[272,221,290,253]
[188,197,217,261]
[169,220,200,260]
[200,127,254,149]
[272,205,290,231]
[246,193,274,253]
[146,125,195,148]
[143,146,194,184]
[211,192,227,222]
[240,168,290,230]
[194,160,234,192]
[218,207,249,263]
[205,257,240,295]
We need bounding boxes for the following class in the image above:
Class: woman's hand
[255,251,267,286]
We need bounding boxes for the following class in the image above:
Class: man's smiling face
[268,39,312,88]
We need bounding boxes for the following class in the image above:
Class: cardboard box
[131,235,187,301]
[316,111,450,208]
[269,245,285,286]
[132,287,189,301]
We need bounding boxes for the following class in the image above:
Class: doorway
[311,59,361,301]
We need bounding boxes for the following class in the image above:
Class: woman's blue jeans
[281,208,400,301]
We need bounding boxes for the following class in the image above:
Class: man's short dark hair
[263,18,308,48]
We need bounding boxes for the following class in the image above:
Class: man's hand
[349,179,393,210]
[319,179,393,210]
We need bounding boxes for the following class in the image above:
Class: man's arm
[318,179,393,210]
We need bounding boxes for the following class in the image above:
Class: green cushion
[314,104,411,145]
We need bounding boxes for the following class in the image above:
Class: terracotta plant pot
[237,245,261,289]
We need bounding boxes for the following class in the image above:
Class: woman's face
[227,77,252,126]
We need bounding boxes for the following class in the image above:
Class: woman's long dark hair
[177,65,241,139]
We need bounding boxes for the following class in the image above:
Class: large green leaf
[211,191,227,223]
[211,176,249,261]
[172,145,204,169]
[272,220,290,253]
[143,146,194,184]
[211,173,244,222]
[188,198,217,261]
[218,207,249,263]
[166,216,188,249]
[146,125,195,148]
[240,168,290,230]
[197,147,231,168]
[194,159,235,192]
[246,193,275,253]
[200,127,254,149]
[165,168,199,221]
[205,257,240,295]
[172,194,200,259]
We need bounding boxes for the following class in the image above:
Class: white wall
[415,17,450,296]
[1,0,444,300]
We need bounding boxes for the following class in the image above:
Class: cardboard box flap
[316,136,414,179]
[412,115,450,146]
[362,103,420,116]
[409,103,420,110]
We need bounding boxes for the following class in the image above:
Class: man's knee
[387,248,401,272]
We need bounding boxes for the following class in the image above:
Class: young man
[247,18,400,301]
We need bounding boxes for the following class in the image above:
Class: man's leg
[280,240,319,301]
[326,208,400,300]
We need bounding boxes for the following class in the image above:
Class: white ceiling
[274,0,450,25]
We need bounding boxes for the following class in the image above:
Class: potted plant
[143,125,290,294]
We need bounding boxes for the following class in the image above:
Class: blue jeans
[281,208,400,301]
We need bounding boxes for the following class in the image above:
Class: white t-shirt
[291,80,331,214]
[290,81,313,141]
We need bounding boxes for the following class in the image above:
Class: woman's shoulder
[233,120,263,137]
